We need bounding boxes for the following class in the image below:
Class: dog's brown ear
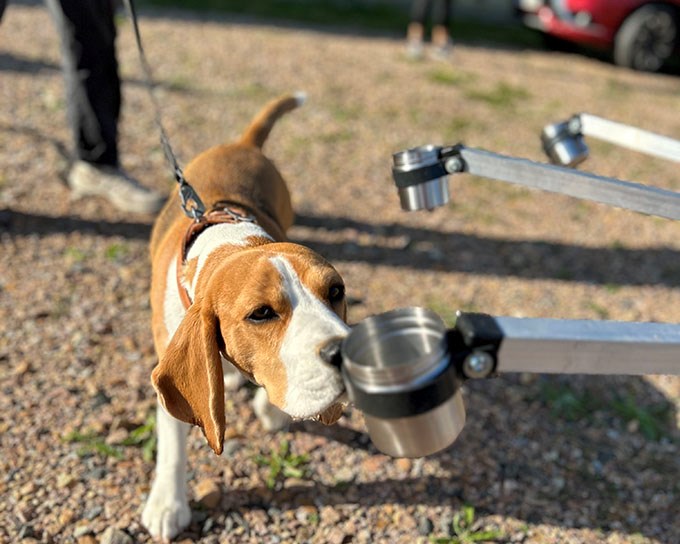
[151,302,225,455]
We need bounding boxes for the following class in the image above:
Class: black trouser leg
[45,0,121,167]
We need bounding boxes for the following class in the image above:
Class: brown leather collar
[176,204,257,309]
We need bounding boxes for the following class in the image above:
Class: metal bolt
[463,351,494,379]
[568,116,582,136]
[445,157,464,173]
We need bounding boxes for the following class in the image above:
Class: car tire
[614,4,678,72]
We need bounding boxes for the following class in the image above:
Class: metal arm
[392,143,680,220]
[450,312,680,379]
[542,113,680,167]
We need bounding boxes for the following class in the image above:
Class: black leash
[123,0,205,221]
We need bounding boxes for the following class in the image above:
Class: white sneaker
[406,39,425,60]
[430,41,453,61]
[68,160,164,214]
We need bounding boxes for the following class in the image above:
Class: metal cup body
[398,177,450,212]
[393,145,451,211]
[341,307,465,458]
[541,121,589,167]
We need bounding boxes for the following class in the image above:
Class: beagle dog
[141,94,349,540]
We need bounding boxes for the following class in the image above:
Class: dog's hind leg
[142,402,192,540]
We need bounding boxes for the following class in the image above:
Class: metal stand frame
[542,113,680,167]
[449,313,680,380]
[391,143,680,379]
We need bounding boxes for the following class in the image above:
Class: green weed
[610,394,672,442]
[119,413,158,462]
[539,381,599,421]
[431,505,504,544]
[428,68,472,87]
[63,414,158,461]
[105,242,128,262]
[63,430,124,459]
[255,439,310,490]
[64,246,87,263]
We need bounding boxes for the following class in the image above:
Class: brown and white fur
[141,93,349,540]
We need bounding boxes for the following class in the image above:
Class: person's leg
[407,0,432,59]
[45,0,163,213]
[431,0,453,58]
[46,0,120,167]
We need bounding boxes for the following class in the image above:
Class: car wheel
[614,4,678,72]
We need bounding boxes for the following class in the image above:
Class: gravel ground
[1,3,679,543]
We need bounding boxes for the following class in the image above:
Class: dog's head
[152,242,349,454]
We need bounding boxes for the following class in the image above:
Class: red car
[514,0,680,72]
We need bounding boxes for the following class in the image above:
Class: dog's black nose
[319,338,343,368]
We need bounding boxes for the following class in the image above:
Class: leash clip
[179,180,205,221]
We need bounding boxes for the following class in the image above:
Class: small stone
[295,505,318,523]
[77,537,97,544]
[361,454,388,473]
[418,517,434,536]
[57,473,77,489]
[105,428,128,445]
[59,509,76,526]
[73,526,92,538]
[100,527,133,544]
[193,478,222,509]
[395,458,412,472]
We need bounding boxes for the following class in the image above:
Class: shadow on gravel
[0,208,153,239]
[0,52,59,74]
[293,213,680,288]
[209,374,676,542]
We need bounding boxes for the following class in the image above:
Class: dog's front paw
[142,480,191,541]
[252,387,291,431]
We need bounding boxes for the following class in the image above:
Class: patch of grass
[105,242,129,262]
[426,299,459,328]
[431,505,504,544]
[63,414,158,461]
[610,394,672,442]
[329,103,363,122]
[318,129,355,143]
[603,77,633,99]
[64,246,88,263]
[63,429,124,459]
[465,82,530,110]
[539,381,599,421]
[119,413,158,462]
[255,439,310,490]
[586,301,610,319]
[537,381,674,441]
[428,68,472,87]
[442,116,473,142]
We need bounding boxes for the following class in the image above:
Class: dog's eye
[247,305,278,323]
[328,284,345,304]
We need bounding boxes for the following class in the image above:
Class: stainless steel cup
[541,121,589,167]
[341,307,465,458]
[392,146,451,211]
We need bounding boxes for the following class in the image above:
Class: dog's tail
[240,92,306,148]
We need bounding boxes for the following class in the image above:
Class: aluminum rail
[580,113,680,163]
[493,317,680,376]
[454,146,680,220]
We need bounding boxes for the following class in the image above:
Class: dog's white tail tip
[294,91,307,107]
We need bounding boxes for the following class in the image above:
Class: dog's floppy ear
[151,301,225,455]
